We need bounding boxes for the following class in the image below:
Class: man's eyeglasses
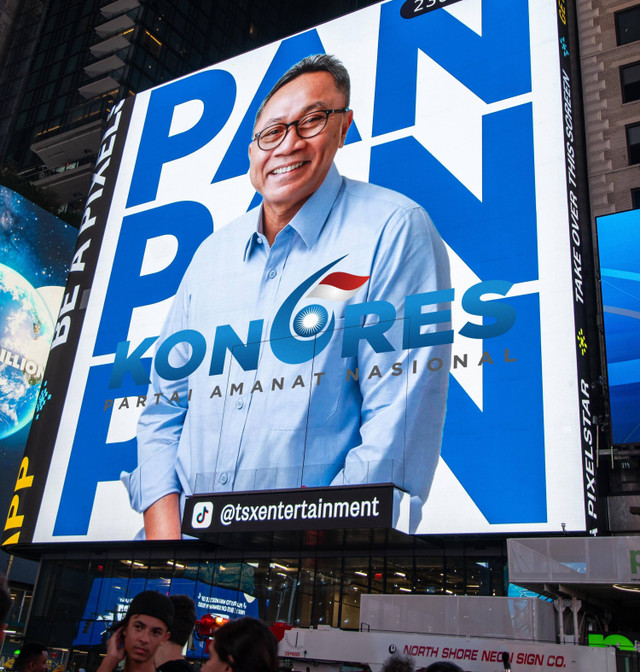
[253,108,349,151]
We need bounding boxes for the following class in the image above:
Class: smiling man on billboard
[122,54,451,539]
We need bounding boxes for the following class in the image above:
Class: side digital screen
[3,0,599,546]
[597,209,640,445]
[0,186,77,565]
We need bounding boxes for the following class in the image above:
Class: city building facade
[575,0,640,535]
[1,1,640,670]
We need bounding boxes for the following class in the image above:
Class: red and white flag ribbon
[307,272,370,302]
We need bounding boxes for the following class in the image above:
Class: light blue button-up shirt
[122,164,451,528]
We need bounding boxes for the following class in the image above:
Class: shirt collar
[288,163,342,249]
[243,163,342,260]
[242,208,266,261]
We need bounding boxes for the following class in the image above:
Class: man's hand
[98,626,126,672]
[143,493,181,539]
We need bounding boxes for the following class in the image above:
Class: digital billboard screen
[0,186,77,566]
[2,0,599,547]
[597,209,640,445]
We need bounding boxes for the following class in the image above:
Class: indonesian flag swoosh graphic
[306,271,370,301]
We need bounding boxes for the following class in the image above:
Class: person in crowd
[155,595,197,672]
[382,653,414,672]
[200,617,279,672]
[0,572,11,646]
[424,662,463,672]
[98,590,174,672]
[13,642,49,672]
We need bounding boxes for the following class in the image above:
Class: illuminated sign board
[3,0,599,547]
[0,186,77,561]
[184,484,410,536]
[596,209,640,445]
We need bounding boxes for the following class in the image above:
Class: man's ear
[338,109,354,148]
[163,631,171,643]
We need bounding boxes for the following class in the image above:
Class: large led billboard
[2,0,599,546]
[597,209,640,445]
[0,186,77,567]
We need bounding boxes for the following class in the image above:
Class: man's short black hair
[254,54,350,128]
[0,573,11,625]
[424,663,464,672]
[14,642,47,672]
[212,617,278,672]
[382,653,414,672]
[168,595,196,646]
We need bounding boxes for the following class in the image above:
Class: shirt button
[219,473,228,485]
[236,398,244,409]
[268,269,277,279]
[256,236,263,244]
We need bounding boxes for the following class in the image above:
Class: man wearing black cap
[98,590,174,672]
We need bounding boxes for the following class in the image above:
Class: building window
[616,5,640,46]
[621,61,640,102]
[628,123,640,164]
[632,188,640,209]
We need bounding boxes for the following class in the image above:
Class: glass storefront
[23,533,508,659]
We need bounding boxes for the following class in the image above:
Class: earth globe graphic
[0,263,54,439]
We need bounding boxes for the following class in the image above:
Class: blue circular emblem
[292,304,329,337]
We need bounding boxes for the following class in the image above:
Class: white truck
[277,595,617,672]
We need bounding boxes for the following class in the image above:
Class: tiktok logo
[192,501,213,529]
[269,255,370,364]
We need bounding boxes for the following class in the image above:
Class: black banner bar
[183,484,404,535]
[557,0,604,535]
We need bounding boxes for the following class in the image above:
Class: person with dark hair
[127,51,450,540]
[254,54,351,128]
[98,590,174,672]
[155,595,196,672]
[0,572,11,645]
[201,617,279,672]
[382,653,414,672]
[13,642,48,672]
[423,663,463,672]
